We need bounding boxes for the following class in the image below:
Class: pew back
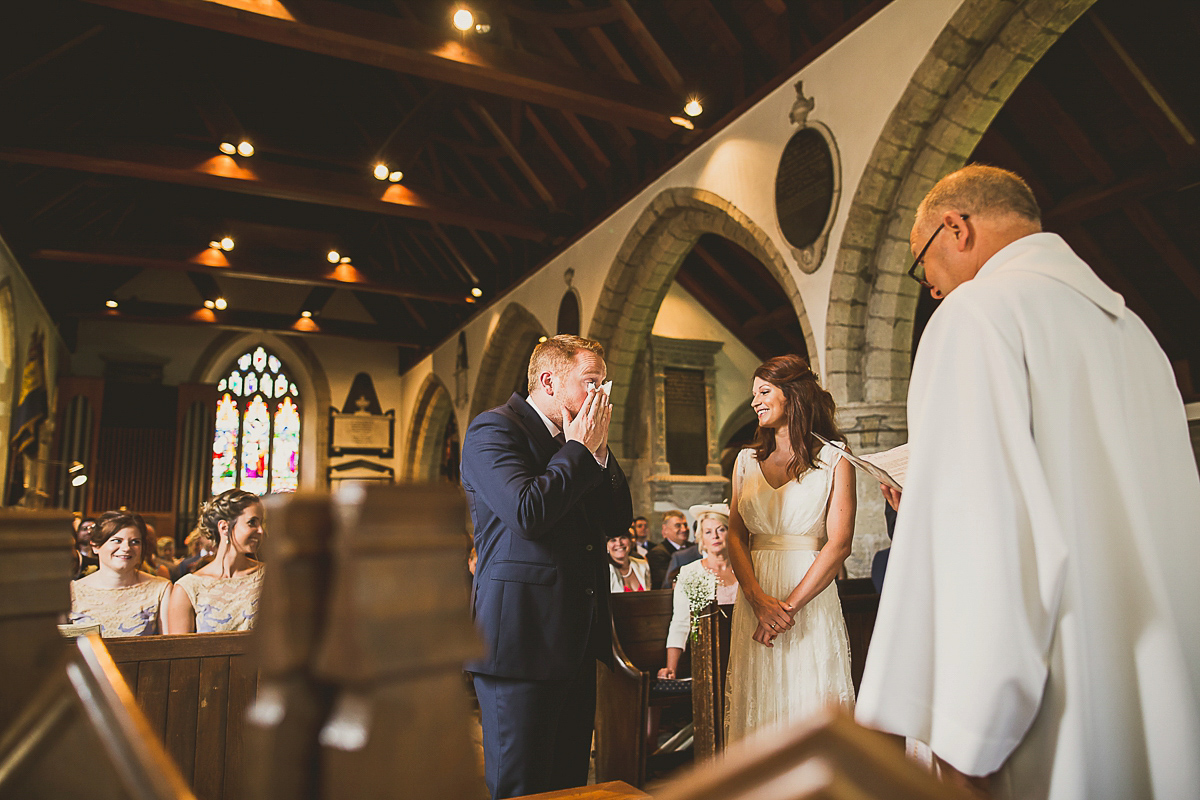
[608,589,676,673]
[105,632,256,800]
[836,578,880,693]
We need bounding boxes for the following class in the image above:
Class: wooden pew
[104,632,255,800]
[654,708,978,800]
[837,578,880,694]
[595,588,689,788]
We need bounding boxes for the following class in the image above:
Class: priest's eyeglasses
[908,213,969,289]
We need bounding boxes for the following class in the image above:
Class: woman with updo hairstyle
[722,354,857,744]
[168,489,266,633]
[69,510,172,636]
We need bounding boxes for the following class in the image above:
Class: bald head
[917,165,1042,230]
[910,165,1044,298]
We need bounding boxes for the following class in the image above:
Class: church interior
[1,0,1199,797]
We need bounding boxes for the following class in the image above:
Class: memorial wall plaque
[775,128,835,252]
[664,367,707,475]
[329,409,394,456]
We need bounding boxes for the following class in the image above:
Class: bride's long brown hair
[748,355,844,481]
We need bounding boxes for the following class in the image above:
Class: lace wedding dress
[724,444,855,746]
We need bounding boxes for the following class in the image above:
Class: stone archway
[469,302,548,419]
[826,0,1097,410]
[589,187,814,460]
[404,373,455,481]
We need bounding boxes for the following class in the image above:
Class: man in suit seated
[462,334,633,800]
[645,510,690,589]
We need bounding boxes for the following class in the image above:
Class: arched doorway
[469,302,547,419]
[405,374,457,482]
[589,187,814,462]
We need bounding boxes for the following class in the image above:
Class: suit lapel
[505,394,560,460]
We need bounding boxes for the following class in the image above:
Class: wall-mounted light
[327,250,341,263]
[105,299,119,308]
[684,97,703,117]
[214,297,228,310]
[219,142,237,155]
[471,286,483,298]
[670,116,694,130]
[237,141,254,157]
[68,461,87,487]
[373,163,390,181]
[452,7,474,31]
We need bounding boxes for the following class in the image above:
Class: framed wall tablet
[327,458,395,491]
[328,408,395,457]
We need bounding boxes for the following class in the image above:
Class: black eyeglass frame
[907,213,969,290]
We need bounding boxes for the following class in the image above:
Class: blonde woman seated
[657,504,738,679]
[607,530,652,592]
[69,510,172,637]
[168,489,266,633]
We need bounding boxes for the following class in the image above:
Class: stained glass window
[210,346,301,496]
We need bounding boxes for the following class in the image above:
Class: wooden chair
[595,588,689,788]
[654,708,979,800]
[690,601,734,763]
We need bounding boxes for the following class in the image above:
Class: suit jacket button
[585,544,594,552]
[584,587,595,596]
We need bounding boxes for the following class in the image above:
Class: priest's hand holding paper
[880,484,901,511]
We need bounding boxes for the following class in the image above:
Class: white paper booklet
[813,434,908,491]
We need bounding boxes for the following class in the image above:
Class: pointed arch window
[212,345,300,495]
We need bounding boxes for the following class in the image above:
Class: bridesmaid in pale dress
[723,355,857,745]
[69,510,172,636]
[168,489,266,633]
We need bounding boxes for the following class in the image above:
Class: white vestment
[855,233,1200,800]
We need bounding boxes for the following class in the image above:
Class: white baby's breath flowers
[679,567,719,642]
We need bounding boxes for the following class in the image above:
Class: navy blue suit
[462,394,631,798]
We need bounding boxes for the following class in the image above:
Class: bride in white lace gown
[724,355,857,745]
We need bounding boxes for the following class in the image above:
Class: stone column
[836,401,907,579]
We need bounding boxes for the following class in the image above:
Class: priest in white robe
[855,165,1200,800]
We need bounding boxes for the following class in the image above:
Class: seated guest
[630,515,651,557]
[168,489,266,633]
[74,517,98,579]
[657,504,737,680]
[170,528,211,581]
[139,523,172,580]
[645,510,690,589]
[607,530,651,592]
[69,510,172,636]
[157,535,179,569]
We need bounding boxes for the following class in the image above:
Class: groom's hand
[562,388,611,456]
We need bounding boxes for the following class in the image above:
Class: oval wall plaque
[774,128,835,251]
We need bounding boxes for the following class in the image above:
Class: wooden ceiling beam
[1044,163,1200,228]
[1,25,106,92]
[1122,204,1200,304]
[611,0,685,93]
[1015,76,1113,184]
[69,301,424,345]
[673,270,773,361]
[525,106,587,190]
[31,245,469,304]
[470,99,559,209]
[0,143,549,240]
[80,0,683,137]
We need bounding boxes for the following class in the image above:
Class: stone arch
[0,280,15,492]
[191,332,332,491]
[405,373,455,481]
[470,302,548,419]
[589,187,814,459]
[826,0,1097,408]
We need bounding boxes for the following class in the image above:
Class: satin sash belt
[750,534,821,551]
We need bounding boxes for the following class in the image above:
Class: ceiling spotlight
[209,240,222,249]
[340,257,351,264]
[452,7,474,31]
[237,140,254,157]
[388,170,403,182]
[214,297,228,310]
[219,142,237,155]
[470,286,483,298]
[538,336,548,343]
[105,299,119,308]
[219,236,235,251]
[327,250,341,263]
[670,115,694,130]
[373,163,389,181]
[204,299,216,309]
[68,461,85,474]
[684,98,703,117]
[71,472,88,487]
[300,310,312,319]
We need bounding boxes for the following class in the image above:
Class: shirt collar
[975,232,1125,318]
[525,395,561,438]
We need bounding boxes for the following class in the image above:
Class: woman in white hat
[657,503,738,679]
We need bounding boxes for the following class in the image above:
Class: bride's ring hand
[753,622,777,647]
[752,593,795,634]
